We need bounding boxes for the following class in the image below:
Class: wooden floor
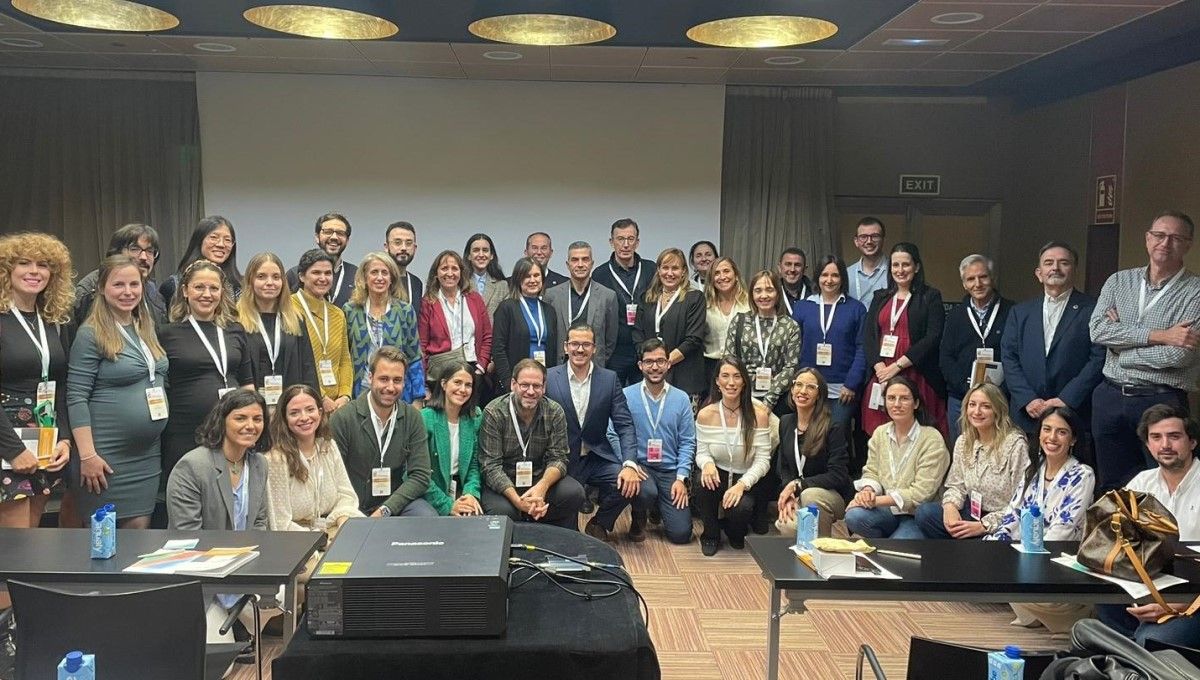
[234,514,1067,680]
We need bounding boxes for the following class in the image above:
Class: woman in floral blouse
[723,270,802,416]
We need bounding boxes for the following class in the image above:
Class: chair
[906,636,1056,679]
[7,579,247,680]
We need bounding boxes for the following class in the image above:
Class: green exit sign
[899,174,941,196]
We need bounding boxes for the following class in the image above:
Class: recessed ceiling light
[194,42,238,53]
[930,12,985,26]
[0,37,44,48]
[482,50,523,61]
[687,16,838,48]
[882,38,951,47]
[469,14,616,46]
[12,0,179,32]
[763,55,806,66]
[244,4,398,40]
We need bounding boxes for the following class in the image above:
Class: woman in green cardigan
[422,361,484,515]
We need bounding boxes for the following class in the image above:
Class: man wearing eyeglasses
[74,223,167,325]
[592,218,657,386]
[286,213,357,307]
[383,221,423,304]
[845,217,888,304]
[544,323,638,541]
[1089,209,1200,492]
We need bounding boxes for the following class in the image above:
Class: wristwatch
[378,505,392,517]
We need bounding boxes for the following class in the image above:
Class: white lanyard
[329,265,346,303]
[402,273,413,304]
[1138,268,1185,321]
[439,291,467,346]
[608,262,642,302]
[11,310,50,380]
[520,297,546,345]
[118,325,157,386]
[298,447,325,513]
[717,404,743,462]
[887,422,918,482]
[888,293,912,333]
[569,284,592,323]
[368,302,392,350]
[639,382,669,436]
[188,316,229,386]
[372,405,398,466]
[508,397,534,459]
[654,289,681,335]
[793,429,807,480]
[967,300,1000,344]
[256,313,282,373]
[818,298,839,341]
[782,293,794,316]
[754,315,773,359]
[296,292,330,351]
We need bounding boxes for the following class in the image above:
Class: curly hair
[0,232,76,324]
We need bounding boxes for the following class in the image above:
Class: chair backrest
[907,637,1055,680]
[9,579,206,680]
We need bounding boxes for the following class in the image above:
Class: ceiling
[0,0,1196,96]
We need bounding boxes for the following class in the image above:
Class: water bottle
[1019,504,1044,552]
[90,504,116,559]
[57,651,96,680]
[795,504,819,550]
[987,645,1025,680]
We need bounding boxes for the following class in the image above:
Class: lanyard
[329,265,346,303]
[717,403,743,462]
[296,292,330,351]
[967,300,1000,344]
[888,293,911,333]
[298,446,325,514]
[368,302,392,350]
[754,315,773,360]
[11,310,50,380]
[440,291,467,347]
[118,325,158,386]
[520,297,546,345]
[818,297,839,342]
[639,382,669,436]
[508,397,534,459]
[654,289,681,335]
[1138,268,1185,321]
[793,429,807,480]
[402,272,415,304]
[887,422,918,482]
[372,404,398,466]
[608,262,642,302]
[783,292,794,316]
[188,316,229,386]
[569,284,592,323]
[256,313,282,373]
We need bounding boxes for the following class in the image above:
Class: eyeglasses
[124,244,159,259]
[1147,231,1192,246]
[566,341,594,351]
[389,238,415,248]
[515,382,544,392]
[639,358,669,367]
[792,382,820,393]
[319,228,349,238]
[204,233,234,246]
[854,234,883,242]
[612,236,638,245]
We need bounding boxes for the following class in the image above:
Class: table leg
[282,577,298,645]
[766,586,781,680]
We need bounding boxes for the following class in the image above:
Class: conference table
[0,528,325,644]
[746,538,1200,680]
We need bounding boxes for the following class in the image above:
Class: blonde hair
[168,259,238,326]
[349,252,405,307]
[644,248,688,304]
[959,382,1020,459]
[0,232,75,324]
[704,256,749,310]
[238,252,301,335]
[85,255,164,361]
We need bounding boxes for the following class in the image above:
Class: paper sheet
[790,546,902,580]
[1052,553,1187,599]
[1010,542,1051,555]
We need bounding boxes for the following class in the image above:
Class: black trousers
[692,468,757,541]
[1091,381,1188,492]
[480,476,586,531]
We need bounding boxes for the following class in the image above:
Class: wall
[196,72,724,278]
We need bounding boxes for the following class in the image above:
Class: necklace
[226,457,244,476]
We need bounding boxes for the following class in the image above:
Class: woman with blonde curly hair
[0,232,75,544]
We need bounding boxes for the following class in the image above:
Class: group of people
[0,208,1196,651]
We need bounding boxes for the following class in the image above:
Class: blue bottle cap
[103,503,115,512]
[1004,645,1021,659]
[806,504,819,514]
[65,651,83,672]
[93,507,106,521]
[1030,505,1041,518]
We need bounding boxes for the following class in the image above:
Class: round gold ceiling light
[244,4,398,40]
[12,0,179,32]
[468,14,616,46]
[686,16,838,48]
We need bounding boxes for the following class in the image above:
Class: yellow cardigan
[856,422,950,514]
[294,289,353,400]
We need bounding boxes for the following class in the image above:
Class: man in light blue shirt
[608,337,696,543]
[845,217,888,304]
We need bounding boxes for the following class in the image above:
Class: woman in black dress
[159,216,243,306]
[236,252,320,405]
[159,260,254,479]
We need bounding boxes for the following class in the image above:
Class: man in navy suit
[545,322,640,541]
[1000,241,1105,450]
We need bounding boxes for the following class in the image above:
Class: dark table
[0,528,325,643]
[273,523,659,680]
[746,538,1200,680]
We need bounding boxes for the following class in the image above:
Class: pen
[875,549,921,560]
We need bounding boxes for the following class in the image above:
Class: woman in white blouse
[693,357,772,556]
[914,383,1028,539]
[701,257,750,389]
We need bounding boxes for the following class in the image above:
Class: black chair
[7,579,247,680]
[907,636,1057,679]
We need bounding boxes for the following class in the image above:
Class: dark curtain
[0,74,203,280]
[720,86,836,275]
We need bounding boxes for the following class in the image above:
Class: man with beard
[286,213,357,307]
[384,221,423,304]
[543,241,619,368]
[777,247,812,317]
[516,232,568,289]
[846,217,888,305]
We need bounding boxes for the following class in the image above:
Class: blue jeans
[632,467,692,544]
[914,501,977,539]
[1096,603,1200,647]
[844,506,924,539]
[947,395,963,446]
[569,454,627,531]
[396,498,438,517]
[828,396,857,430]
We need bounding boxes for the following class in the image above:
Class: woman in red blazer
[418,250,493,390]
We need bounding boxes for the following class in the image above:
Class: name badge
[533,350,546,366]
[969,490,983,521]
[145,386,168,421]
[868,382,884,411]
[263,375,283,405]
[36,380,56,405]
[976,347,994,362]
[371,467,392,497]
[646,438,663,463]
[515,460,534,488]
[816,343,833,366]
[625,303,638,326]
[880,334,899,358]
[450,478,458,500]
[217,387,235,399]
[319,359,337,387]
[754,366,772,393]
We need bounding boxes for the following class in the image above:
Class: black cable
[509,559,625,600]
[510,543,649,625]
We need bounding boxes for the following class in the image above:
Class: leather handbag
[426,346,467,383]
[1039,619,1200,680]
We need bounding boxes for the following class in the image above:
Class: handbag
[1039,619,1200,680]
[426,346,466,383]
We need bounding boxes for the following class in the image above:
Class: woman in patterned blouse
[343,252,424,404]
[914,382,1028,539]
[723,270,802,416]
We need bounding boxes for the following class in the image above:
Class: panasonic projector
[306,515,512,638]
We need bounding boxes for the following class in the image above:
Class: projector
[306,515,512,638]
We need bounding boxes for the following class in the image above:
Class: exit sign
[899,174,941,196]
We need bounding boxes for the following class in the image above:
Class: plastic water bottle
[1019,504,1044,552]
[795,504,819,550]
[57,651,96,680]
[987,645,1025,679]
[90,504,116,559]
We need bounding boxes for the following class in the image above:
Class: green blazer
[421,406,483,515]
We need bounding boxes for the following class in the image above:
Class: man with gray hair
[939,254,1013,442]
[543,241,620,367]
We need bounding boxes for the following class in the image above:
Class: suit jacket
[863,286,947,397]
[166,446,269,531]
[491,297,561,391]
[421,406,483,515]
[1000,289,1104,432]
[544,364,637,469]
[479,277,508,318]
[330,395,431,515]
[542,280,621,368]
[511,268,568,290]
[632,289,708,395]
